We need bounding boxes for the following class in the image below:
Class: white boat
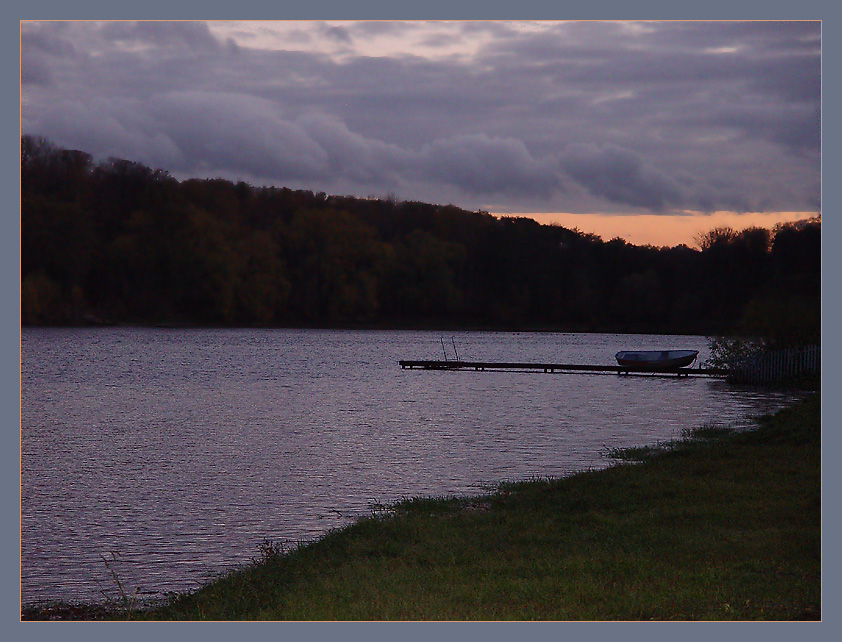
[615,350,699,372]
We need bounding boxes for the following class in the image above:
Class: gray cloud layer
[21,20,821,215]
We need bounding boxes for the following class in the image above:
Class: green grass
[68,394,826,621]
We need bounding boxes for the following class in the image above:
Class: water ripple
[21,328,800,604]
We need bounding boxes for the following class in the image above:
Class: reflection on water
[21,329,802,604]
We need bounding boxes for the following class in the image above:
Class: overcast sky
[20,20,821,242]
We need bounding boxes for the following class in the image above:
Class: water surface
[21,329,799,604]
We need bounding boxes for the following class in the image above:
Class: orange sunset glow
[516,211,820,248]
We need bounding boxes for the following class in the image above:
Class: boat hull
[615,350,699,372]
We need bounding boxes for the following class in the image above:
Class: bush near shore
[24,393,820,621]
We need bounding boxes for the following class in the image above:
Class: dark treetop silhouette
[21,136,820,346]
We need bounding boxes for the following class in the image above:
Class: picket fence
[727,344,821,384]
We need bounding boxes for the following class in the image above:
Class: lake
[20,328,801,605]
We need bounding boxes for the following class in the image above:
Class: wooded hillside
[21,136,820,343]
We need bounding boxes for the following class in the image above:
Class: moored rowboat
[615,350,699,372]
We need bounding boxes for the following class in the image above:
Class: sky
[20,19,821,247]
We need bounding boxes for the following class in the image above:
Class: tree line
[21,136,821,346]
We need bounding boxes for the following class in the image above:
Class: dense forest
[21,136,820,345]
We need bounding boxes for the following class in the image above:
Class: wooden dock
[399,360,728,377]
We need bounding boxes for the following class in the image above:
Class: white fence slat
[728,345,820,383]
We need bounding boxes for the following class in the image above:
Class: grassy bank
[30,393,821,621]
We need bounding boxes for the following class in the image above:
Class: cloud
[146,92,331,179]
[321,24,353,45]
[20,23,79,58]
[20,24,81,86]
[349,21,414,37]
[26,86,560,201]
[713,104,821,158]
[29,96,183,167]
[99,21,221,52]
[419,134,560,197]
[294,113,410,185]
[560,144,682,211]
[20,20,821,216]
[21,54,53,86]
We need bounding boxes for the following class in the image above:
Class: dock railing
[727,344,820,384]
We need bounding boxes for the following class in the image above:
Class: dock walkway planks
[398,360,727,377]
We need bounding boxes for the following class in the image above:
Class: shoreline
[22,392,820,621]
[21,322,719,336]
